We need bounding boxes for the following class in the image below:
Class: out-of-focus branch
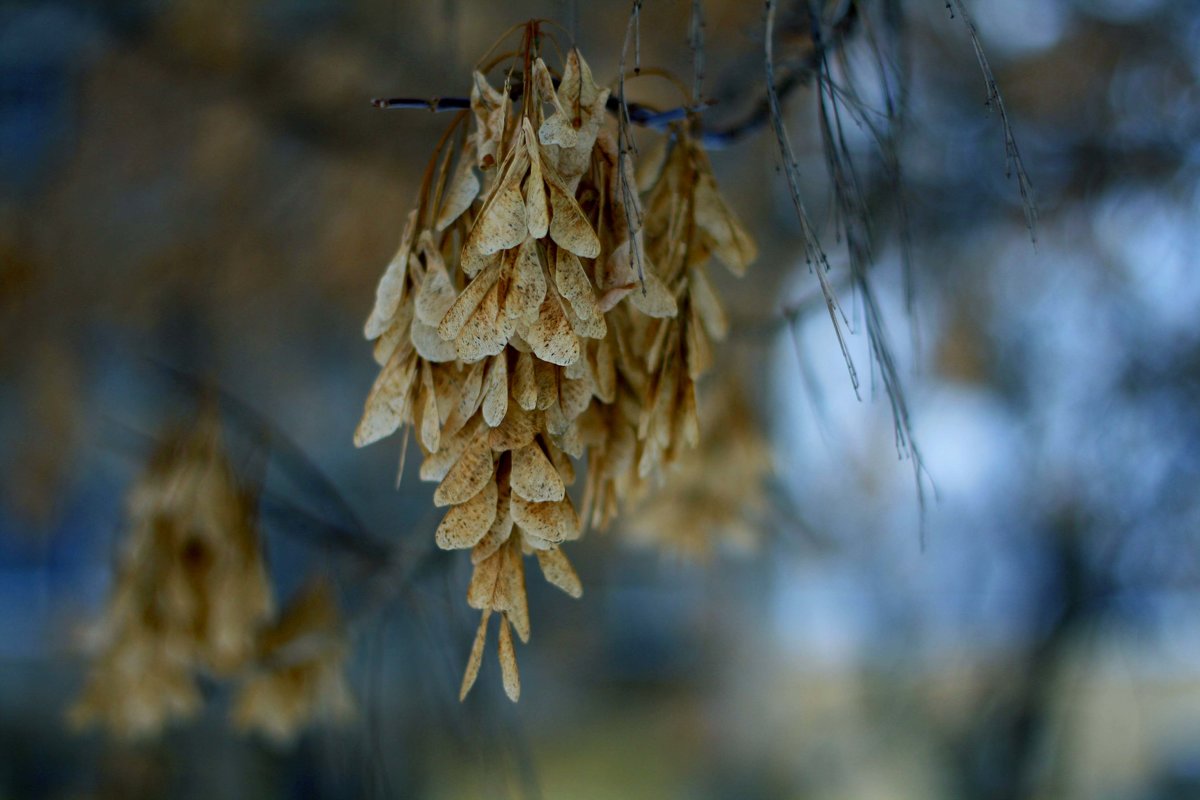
[371,2,862,147]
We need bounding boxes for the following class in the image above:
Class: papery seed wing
[545,441,576,485]
[510,495,578,544]
[472,480,514,563]
[459,609,491,701]
[415,237,457,326]
[562,299,607,340]
[498,615,520,702]
[456,359,486,420]
[466,147,529,256]
[523,120,550,238]
[558,373,594,421]
[364,210,418,339]
[436,142,481,231]
[554,247,599,320]
[435,476,498,549]
[420,416,483,481]
[688,263,729,339]
[489,402,539,452]
[354,349,417,447]
[506,237,546,323]
[525,290,580,366]
[500,545,530,643]
[467,549,503,609]
[510,442,566,502]
[419,360,440,453]
[411,318,458,362]
[533,59,578,149]
[373,302,413,366]
[433,432,493,507]
[456,281,512,362]
[628,266,678,318]
[685,303,714,380]
[533,358,559,411]
[535,548,582,598]
[481,354,509,427]
[547,177,600,259]
[694,173,756,274]
[439,265,498,341]
[512,350,538,411]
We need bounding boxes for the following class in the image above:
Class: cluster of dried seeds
[72,412,352,740]
[621,381,772,560]
[356,26,755,701]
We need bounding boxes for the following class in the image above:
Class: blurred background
[3,0,1200,797]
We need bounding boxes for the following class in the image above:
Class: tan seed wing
[435,477,498,550]
[466,147,529,256]
[506,237,547,323]
[436,142,481,231]
[554,247,599,320]
[455,281,511,362]
[411,318,457,363]
[523,120,550,238]
[498,615,521,702]
[439,265,498,341]
[354,349,417,447]
[500,544,530,643]
[598,238,638,291]
[415,239,457,327]
[461,243,500,279]
[467,549,503,609]
[533,59,577,149]
[525,290,580,366]
[420,415,483,481]
[592,337,616,403]
[558,373,594,421]
[481,355,509,427]
[456,359,486,420]
[686,303,714,380]
[512,350,538,411]
[694,173,756,274]
[433,432,493,507]
[510,495,578,544]
[364,209,418,339]
[535,548,583,598]
[372,302,413,366]
[472,480,514,563]
[689,263,729,339]
[628,266,678,318]
[458,608,491,701]
[489,403,539,452]
[562,300,607,340]
[534,358,559,411]
[419,360,440,453]
[510,443,566,502]
[547,177,600,258]
[545,441,576,485]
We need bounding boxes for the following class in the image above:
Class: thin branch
[690,0,705,103]
[371,91,709,130]
[946,0,1039,243]
[764,0,859,397]
[370,4,861,149]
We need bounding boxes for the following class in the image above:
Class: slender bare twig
[946,0,1039,242]
[690,0,705,103]
[764,0,858,397]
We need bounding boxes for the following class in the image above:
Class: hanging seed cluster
[73,413,352,740]
[356,29,755,702]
